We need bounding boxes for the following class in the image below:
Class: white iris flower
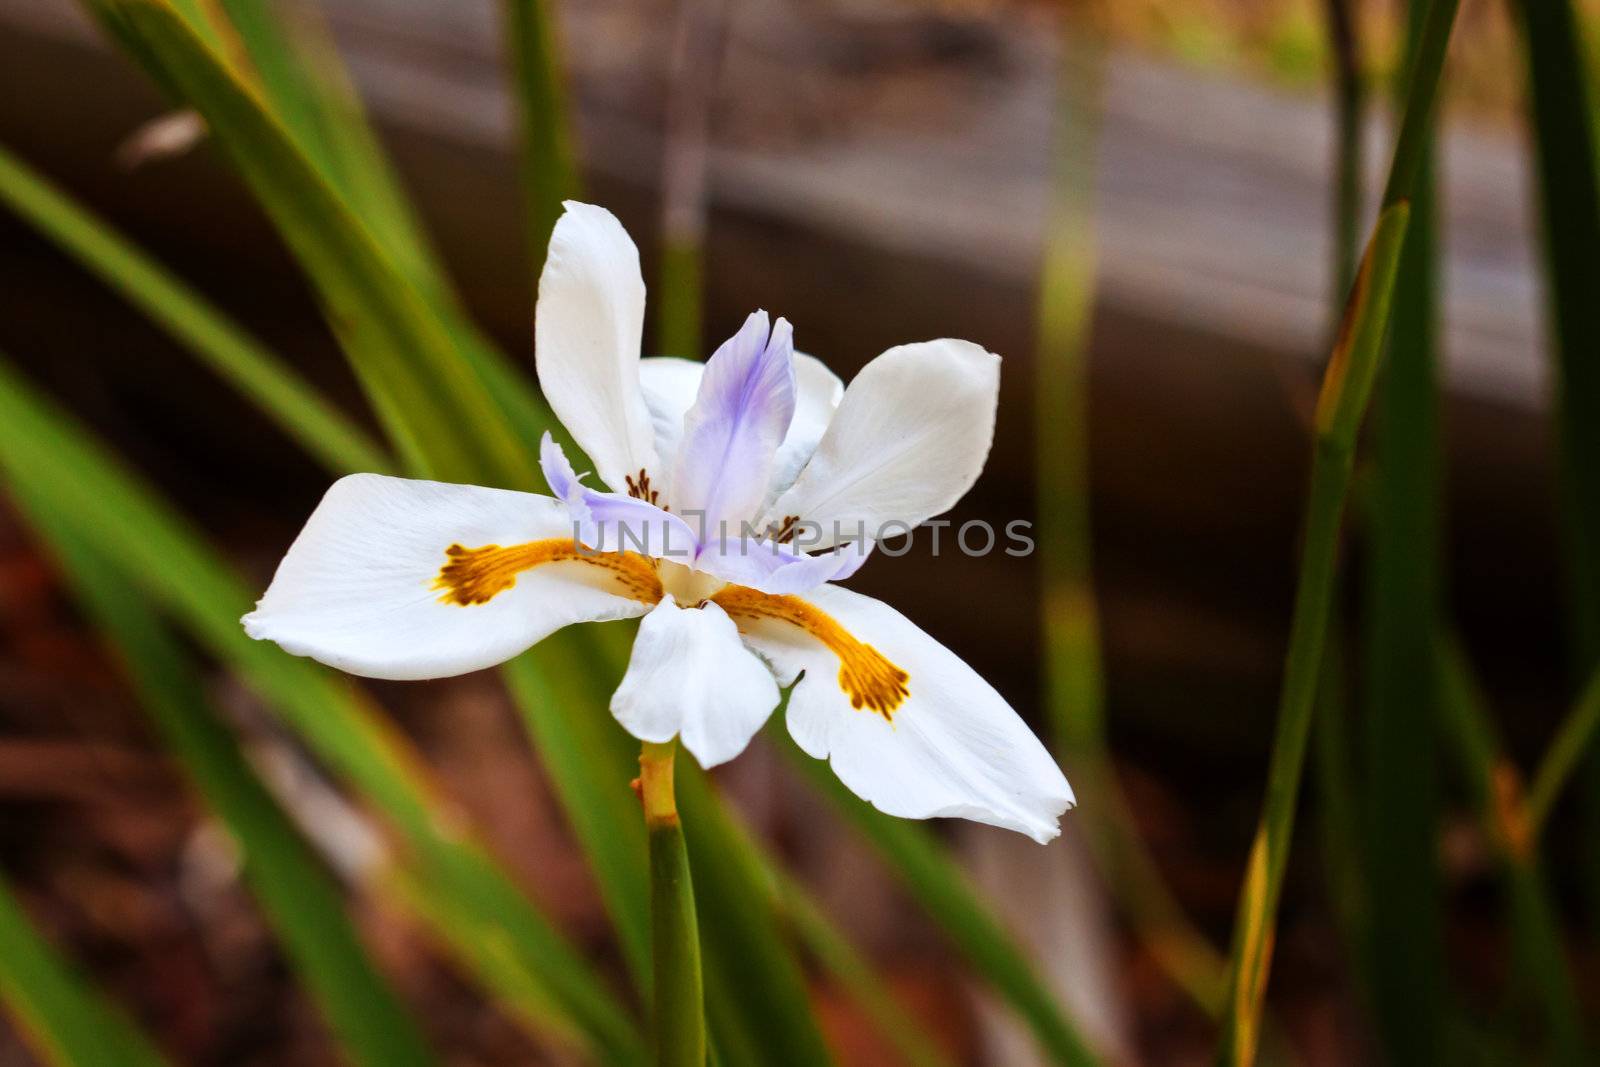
[243,201,1074,843]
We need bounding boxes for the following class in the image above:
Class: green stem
[1511,0,1600,926]
[1434,636,1588,1062]
[1215,437,1354,1067]
[1321,0,1365,306]
[1211,7,1458,1053]
[1524,666,1600,838]
[1310,624,1365,968]
[641,740,705,1067]
[1361,0,1445,1055]
[1214,192,1415,1064]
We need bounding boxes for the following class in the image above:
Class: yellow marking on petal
[712,586,909,721]
[433,539,663,606]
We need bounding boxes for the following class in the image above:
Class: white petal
[535,202,659,493]
[638,356,705,475]
[721,584,1072,842]
[765,340,998,549]
[767,351,844,506]
[611,596,780,768]
[637,352,843,507]
[242,474,653,680]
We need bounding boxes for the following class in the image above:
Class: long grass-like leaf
[196,0,573,478]
[14,488,436,1067]
[677,763,836,1066]
[1361,0,1446,1055]
[1525,667,1600,836]
[502,0,580,274]
[778,728,1098,1067]
[1435,636,1588,1062]
[1213,0,1460,1056]
[0,143,392,476]
[759,832,957,1067]
[0,356,646,1064]
[511,651,848,1065]
[1511,0,1600,922]
[83,0,533,488]
[1215,201,1412,1067]
[0,872,172,1067]
[214,0,452,303]
[503,645,653,988]
[1309,0,1367,986]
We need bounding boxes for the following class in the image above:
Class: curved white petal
[721,584,1072,842]
[765,340,999,549]
[535,202,659,493]
[638,357,705,476]
[637,352,843,508]
[242,474,653,680]
[767,351,844,506]
[612,597,780,768]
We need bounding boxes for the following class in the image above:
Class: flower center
[657,560,726,606]
[432,542,908,721]
[623,467,662,506]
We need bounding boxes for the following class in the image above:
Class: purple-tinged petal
[694,534,871,595]
[541,433,698,558]
[539,432,584,501]
[824,538,873,582]
[670,311,797,532]
[583,494,700,562]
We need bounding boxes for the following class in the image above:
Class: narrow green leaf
[378,866,588,1054]
[1361,0,1445,1055]
[15,488,435,1067]
[0,871,172,1067]
[1511,0,1600,919]
[1310,0,1366,980]
[1524,666,1600,839]
[509,650,842,1066]
[501,0,581,274]
[179,0,573,482]
[88,0,534,489]
[1215,198,1412,1067]
[677,763,836,1067]
[760,834,957,1067]
[503,641,653,989]
[1209,13,1458,1043]
[1320,0,1366,308]
[778,728,1097,1067]
[0,142,392,476]
[0,356,645,1064]
[1310,624,1364,966]
[1435,636,1588,1063]
[214,0,453,304]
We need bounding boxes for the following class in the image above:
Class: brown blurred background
[0,0,1589,1062]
